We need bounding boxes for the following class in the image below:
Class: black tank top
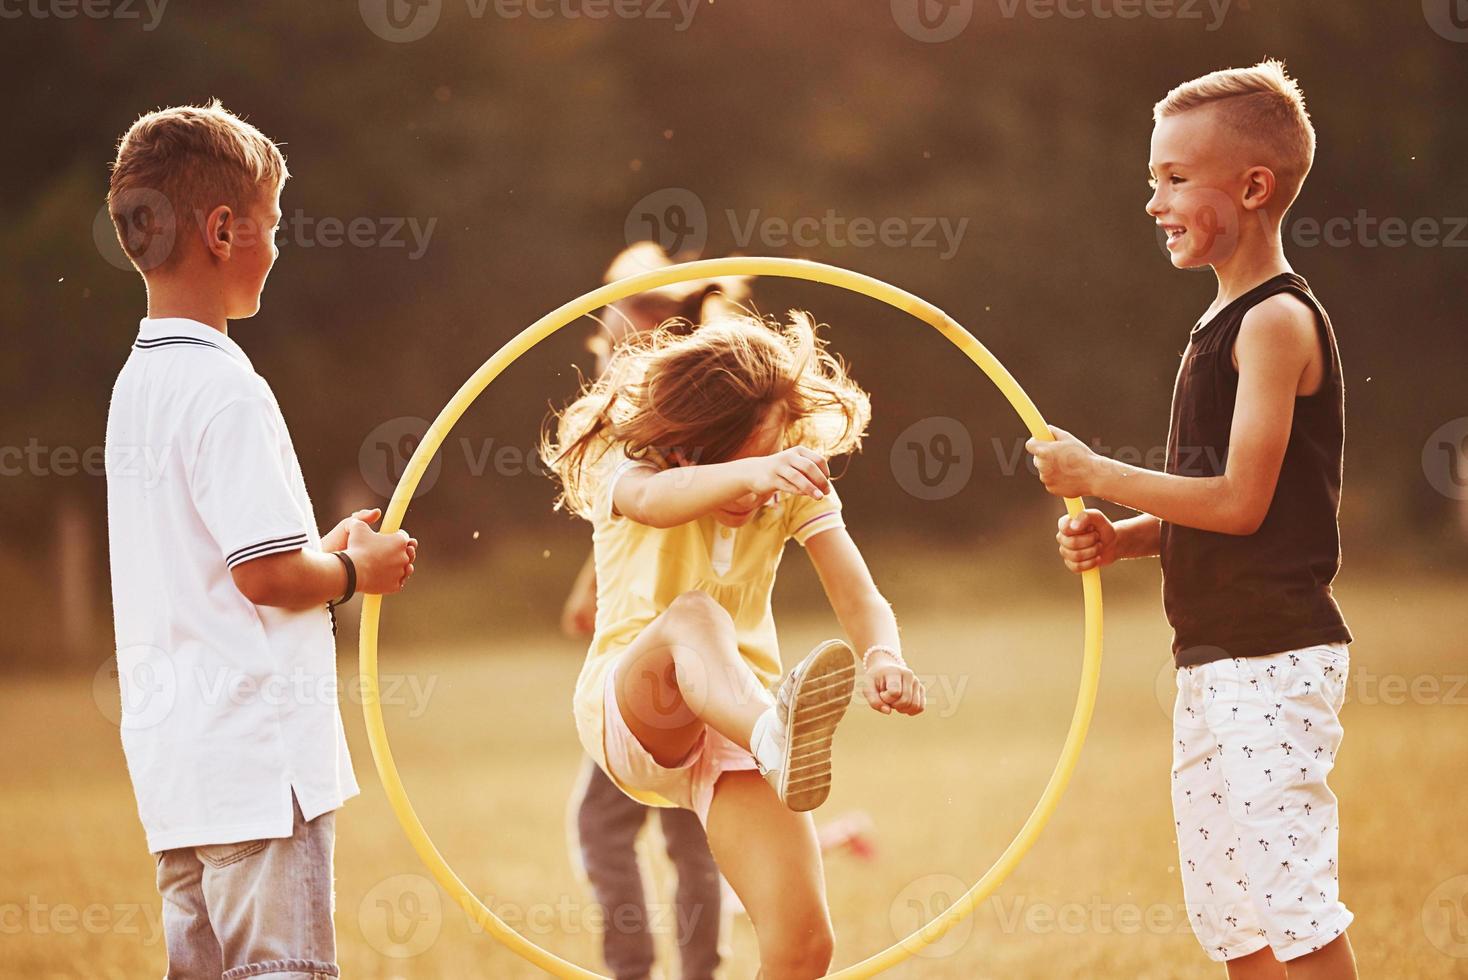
[1160,272,1353,666]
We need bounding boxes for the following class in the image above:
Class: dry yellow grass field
[4,571,1466,978]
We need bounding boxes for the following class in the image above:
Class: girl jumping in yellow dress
[541,309,925,979]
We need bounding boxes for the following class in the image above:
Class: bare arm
[231,549,353,609]
[1054,511,1160,574]
[1115,514,1162,559]
[231,518,417,609]
[1030,296,1321,536]
[804,527,924,716]
[560,551,597,637]
[614,447,831,528]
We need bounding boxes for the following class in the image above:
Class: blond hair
[542,311,870,519]
[107,99,288,271]
[1154,59,1316,211]
[589,241,755,364]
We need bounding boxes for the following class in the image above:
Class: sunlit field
[4,571,1466,978]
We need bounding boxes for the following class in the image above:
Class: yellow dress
[571,443,844,807]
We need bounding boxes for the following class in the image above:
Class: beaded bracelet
[862,644,906,671]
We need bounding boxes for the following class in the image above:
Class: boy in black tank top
[1027,61,1357,978]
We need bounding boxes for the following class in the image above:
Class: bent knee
[665,590,734,632]
[761,918,835,978]
[669,589,723,614]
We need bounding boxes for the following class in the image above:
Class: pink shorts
[601,660,761,826]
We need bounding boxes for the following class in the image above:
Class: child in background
[561,242,753,633]
[104,101,416,977]
[563,242,752,980]
[1028,61,1357,978]
[543,310,925,979]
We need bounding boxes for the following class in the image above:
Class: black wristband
[329,550,356,607]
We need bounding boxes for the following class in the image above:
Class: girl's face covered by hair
[541,311,870,523]
[676,405,788,528]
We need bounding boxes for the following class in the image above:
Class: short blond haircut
[1154,59,1316,211]
[107,99,288,271]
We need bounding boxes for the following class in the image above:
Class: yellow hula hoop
[359,257,1104,977]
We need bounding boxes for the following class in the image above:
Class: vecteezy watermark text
[95,196,437,272]
[625,188,968,262]
[0,896,164,946]
[0,0,168,30]
[891,0,1233,43]
[359,0,700,42]
[1,440,170,485]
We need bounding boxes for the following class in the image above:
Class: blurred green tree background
[1,1,1463,665]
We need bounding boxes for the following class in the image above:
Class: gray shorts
[154,793,338,979]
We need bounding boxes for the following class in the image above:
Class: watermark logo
[1423,0,1468,41]
[1423,417,1468,501]
[618,644,711,732]
[357,421,556,500]
[1155,649,1230,734]
[0,896,164,945]
[857,670,967,718]
[896,0,1236,38]
[93,656,441,727]
[458,892,705,938]
[0,439,171,487]
[624,187,708,260]
[0,0,169,30]
[93,645,178,731]
[1000,0,1232,30]
[891,0,975,42]
[1159,651,1467,722]
[990,894,1224,935]
[1153,187,1240,266]
[359,874,443,957]
[95,189,176,272]
[491,0,700,30]
[1423,874,1468,957]
[889,873,975,957]
[613,638,966,731]
[274,210,437,259]
[1287,212,1468,249]
[95,198,438,270]
[995,433,1200,480]
[359,416,444,499]
[361,0,699,42]
[1158,207,1468,259]
[359,0,443,41]
[623,189,969,260]
[1156,656,1180,725]
[891,417,974,500]
[725,209,967,260]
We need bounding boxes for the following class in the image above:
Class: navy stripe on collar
[134,335,226,352]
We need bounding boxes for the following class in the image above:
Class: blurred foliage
[1,2,1464,663]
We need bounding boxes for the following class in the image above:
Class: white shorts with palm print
[1170,642,1354,963]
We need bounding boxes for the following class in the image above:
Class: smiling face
[1145,106,1253,270]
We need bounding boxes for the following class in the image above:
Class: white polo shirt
[105,317,358,853]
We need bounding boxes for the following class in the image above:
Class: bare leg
[1227,948,1286,980]
[1285,933,1357,980]
[614,590,774,767]
[704,770,834,980]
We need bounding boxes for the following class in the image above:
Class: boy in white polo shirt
[104,101,417,979]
